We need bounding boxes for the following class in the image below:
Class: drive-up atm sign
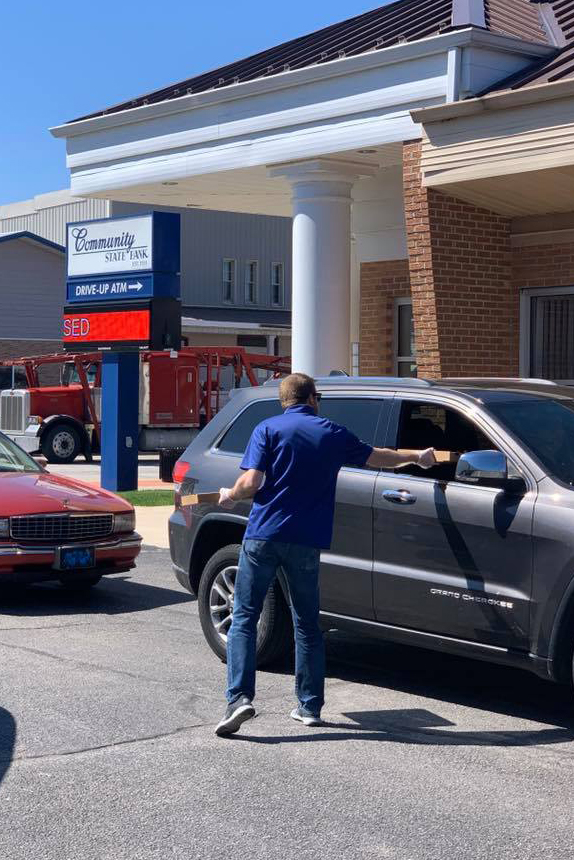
[66,272,178,303]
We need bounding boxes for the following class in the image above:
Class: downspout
[446,47,462,102]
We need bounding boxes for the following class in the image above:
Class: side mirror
[33,455,48,469]
[455,450,508,486]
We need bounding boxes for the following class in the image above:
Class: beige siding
[421,96,574,186]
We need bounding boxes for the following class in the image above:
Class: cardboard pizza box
[180,492,221,506]
[397,449,460,463]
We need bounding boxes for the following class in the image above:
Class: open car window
[395,401,496,481]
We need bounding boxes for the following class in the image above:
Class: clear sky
[1,0,378,205]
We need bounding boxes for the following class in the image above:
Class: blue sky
[1,0,378,205]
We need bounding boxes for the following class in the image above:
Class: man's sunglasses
[313,392,322,402]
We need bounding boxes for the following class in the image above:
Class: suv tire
[198,544,292,667]
[42,424,81,464]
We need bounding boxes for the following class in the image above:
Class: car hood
[0,471,132,516]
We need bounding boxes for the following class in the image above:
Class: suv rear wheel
[198,544,292,667]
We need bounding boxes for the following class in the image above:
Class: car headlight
[113,511,135,534]
[0,518,9,538]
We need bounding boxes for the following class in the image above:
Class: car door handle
[382,489,417,505]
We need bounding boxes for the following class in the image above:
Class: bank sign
[67,215,153,278]
[64,211,181,350]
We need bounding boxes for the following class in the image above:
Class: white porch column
[270,159,376,377]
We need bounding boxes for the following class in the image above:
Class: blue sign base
[101,352,139,492]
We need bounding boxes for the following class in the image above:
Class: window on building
[271,262,284,306]
[394,298,417,377]
[522,288,574,382]
[222,259,236,303]
[245,261,258,304]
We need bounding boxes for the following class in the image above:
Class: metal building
[0,190,292,359]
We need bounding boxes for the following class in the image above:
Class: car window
[218,399,282,454]
[320,398,383,445]
[217,395,385,458]
[487,396,574,486]
[0,433,41,473]
[395,401,495,481]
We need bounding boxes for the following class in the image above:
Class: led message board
[62,299,181,352]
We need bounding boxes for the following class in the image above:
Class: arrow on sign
[128,282,143,292]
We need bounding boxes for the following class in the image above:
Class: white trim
[50,29,551,140]
[520,285,574,382]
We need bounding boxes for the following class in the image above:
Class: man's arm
[219,469,264,507]
[366,447,436,470]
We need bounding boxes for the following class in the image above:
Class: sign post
[64,212,181,491]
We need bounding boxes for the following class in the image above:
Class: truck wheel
[41,424,81,464]
[198,544,293,667]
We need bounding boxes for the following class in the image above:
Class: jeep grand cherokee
[169,377,574,688]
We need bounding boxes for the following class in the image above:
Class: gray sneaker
[290,706,323,727]
[215,696,256,736]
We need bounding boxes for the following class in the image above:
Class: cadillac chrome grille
[10,514,113,542]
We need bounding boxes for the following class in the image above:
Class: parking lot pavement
[1,551,574,860]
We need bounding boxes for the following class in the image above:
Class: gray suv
[169,376,574,688]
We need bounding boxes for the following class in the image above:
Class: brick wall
[512,241,574,290]
[404,141,516,378]
[359,261,411,375]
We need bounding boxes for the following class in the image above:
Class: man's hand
[417,447,437,469]
[218,487,236,509]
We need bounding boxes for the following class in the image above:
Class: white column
[270,159,376,377]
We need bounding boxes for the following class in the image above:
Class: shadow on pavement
[0,707,16,784]
[0,573,193,618]
[267,628,574,732]
[231,705,574,747]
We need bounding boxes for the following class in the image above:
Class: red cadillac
[0,430,141,589]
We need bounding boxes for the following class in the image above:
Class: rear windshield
[0,433,41,473]
[487,396,574,486]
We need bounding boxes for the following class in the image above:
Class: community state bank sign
[67,215,153,278]
[63,211,181,351]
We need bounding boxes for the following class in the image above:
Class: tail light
[172,459,189,485]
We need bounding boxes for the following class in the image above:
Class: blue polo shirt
[240,404,373,549]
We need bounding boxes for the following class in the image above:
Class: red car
[0,431,141,590]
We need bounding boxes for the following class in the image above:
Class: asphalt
[1,548,574,859]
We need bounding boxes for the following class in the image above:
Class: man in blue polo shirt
[215,373,436,736]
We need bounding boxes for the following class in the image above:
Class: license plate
[55,546,95,571]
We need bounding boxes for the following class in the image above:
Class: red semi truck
[0,348,290,463]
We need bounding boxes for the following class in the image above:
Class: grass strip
[118,489,174,507]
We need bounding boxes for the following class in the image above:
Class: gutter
[411,76,574,123]
[50,29,553,140]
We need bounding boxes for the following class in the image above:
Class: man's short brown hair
[279,373,316,408]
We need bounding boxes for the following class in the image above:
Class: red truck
[0,348,290,463]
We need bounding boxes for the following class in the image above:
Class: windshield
[0,433,41,473]
[488,396,574,486]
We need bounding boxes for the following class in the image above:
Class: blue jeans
[226,538,325,715]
